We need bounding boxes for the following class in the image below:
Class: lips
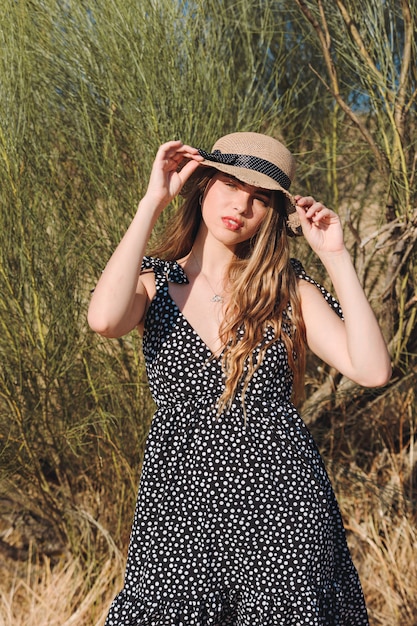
[222,216,243,231]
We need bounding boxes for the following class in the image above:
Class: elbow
[87,305,138,338]
[374,363,392,387]
[87,315,107,337]
[359,361,392,388]
[87,307,115,337]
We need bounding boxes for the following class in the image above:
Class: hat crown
[211,132,296,182]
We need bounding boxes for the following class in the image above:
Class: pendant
[211,294,223,303]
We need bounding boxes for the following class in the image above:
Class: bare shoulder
[139,269,156,300]
[136,270,157,334]
[297,276,343,324]
[296,276,322,303]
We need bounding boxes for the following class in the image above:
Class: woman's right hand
[143,141,203,210]
[88,141,203,338]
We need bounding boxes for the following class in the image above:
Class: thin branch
[382,227,417,297]
[334,0,388,93]
[397,0,415,128]
[307,63,388,174]
[359,218,402,249]
[295,0,388,174]
[404,86,417,116]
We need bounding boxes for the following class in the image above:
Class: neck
[191,228,235,277]
[188,232,235,304]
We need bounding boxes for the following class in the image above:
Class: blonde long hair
[148,167,307,408]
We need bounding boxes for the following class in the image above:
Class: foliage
[0,0,303,556]
[294,0,417,360]
[0,0,416,624]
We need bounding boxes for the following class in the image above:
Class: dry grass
[335,469,417,625]
[0,551,123,626]
[353,515,417,625]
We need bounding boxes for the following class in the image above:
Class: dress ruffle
[106,577,363,626]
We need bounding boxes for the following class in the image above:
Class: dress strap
[291,258,344,320]
[141,256,189,291]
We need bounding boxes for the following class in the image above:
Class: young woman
[88,132,391,625]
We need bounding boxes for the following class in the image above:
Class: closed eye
[254,194,271,207]
[219,174,271,205]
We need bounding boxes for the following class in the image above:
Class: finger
[176,144,201,157]
[304,203,327,219]
[159,142,200,159]
[176,158,201,185]
[162,145,203,171]
[294,204,312,227]
[173,151,203,168]
[295,195,315,208]
[295,203,332,229]
[156,140,183,157]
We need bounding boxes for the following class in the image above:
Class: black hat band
[198,149,291,191]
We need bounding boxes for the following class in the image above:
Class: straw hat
[198,132,301,235]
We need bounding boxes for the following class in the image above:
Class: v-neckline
[165,289,225,360]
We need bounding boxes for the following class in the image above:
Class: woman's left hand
[294,195,345,256]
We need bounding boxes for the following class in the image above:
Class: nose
[233,190,251,214]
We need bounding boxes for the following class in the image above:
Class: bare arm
[295,196,392,387]
[87,141,202,338]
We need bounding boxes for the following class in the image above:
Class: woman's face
[200,172,272,248]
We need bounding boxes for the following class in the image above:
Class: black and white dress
[104,256,369,626]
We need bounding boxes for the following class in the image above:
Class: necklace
[191,249,224,303]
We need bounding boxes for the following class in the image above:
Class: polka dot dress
[104,257,369,626]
